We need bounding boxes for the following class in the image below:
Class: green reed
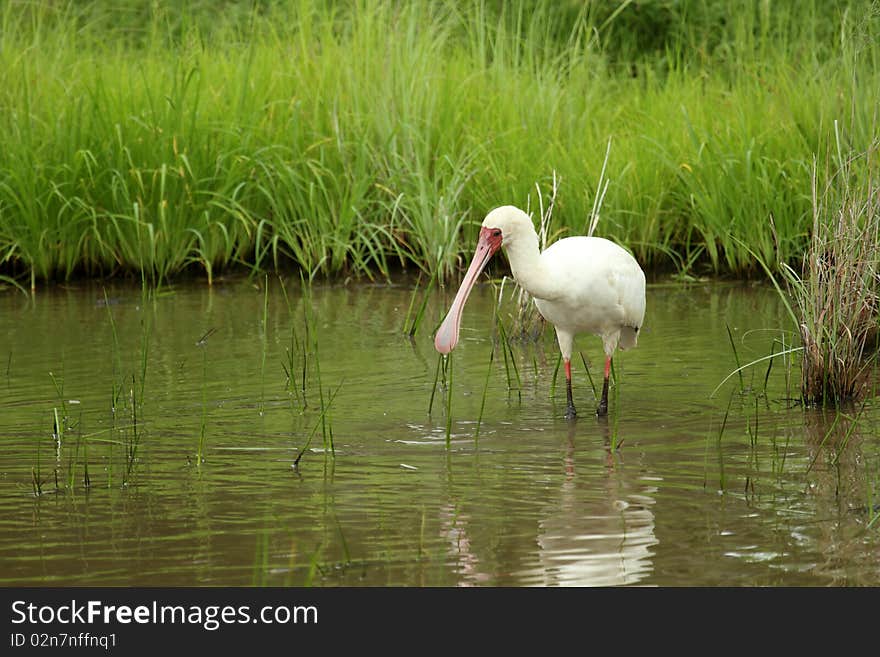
[289,275,340,466]
[403,268,441,338]
[125,374,140,478]
[102,282,149,480]
[704,392,735,492]
[578,352,599,402]
[299,277,336,456]
[726,325,746,393]
[473,347,495,442]
[0,1,877,286]
[48,371,68,446]
[492,281,522,403]
[66,417,89,491]
[0,274,27,296]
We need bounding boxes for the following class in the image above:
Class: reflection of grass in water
[303,542,324,588]
[195,328,216,464]
[251,530,270,587]
[68,415,90,490]
[137,280,152,407]
[103,289,123,413]
[292,383,342,469]
[418,507,427,560]
[259,275,269,416]
[274,275,340,468]
[278,275,305,409]
[707,386,786,496]
[309,518,355,584]
[705,362,880,530]
[302,277,335,458]
[427,353,455,447]
[704,392,734,492]
[868,464,880,530]
[253,519,353,586]
[198,344,208,464]
[804,401,868,479]
[102,287,141,480]
[31,430,43,497]
[799,406,880,542]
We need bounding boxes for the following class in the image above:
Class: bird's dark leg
[597,356,611,416]
[564,358,577,420]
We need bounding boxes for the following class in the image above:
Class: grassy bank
[0,0,878,287]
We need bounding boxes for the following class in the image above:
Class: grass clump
[782,134,880,405]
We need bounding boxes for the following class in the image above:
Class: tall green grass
[0,0,878,286]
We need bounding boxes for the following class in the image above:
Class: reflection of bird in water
[530,420,658,586]
[439,422,658,587]
[439,504,492,587]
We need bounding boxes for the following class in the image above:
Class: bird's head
[480,205,533,251]
[433,206,533,354]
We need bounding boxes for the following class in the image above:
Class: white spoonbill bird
[434,205,646,418]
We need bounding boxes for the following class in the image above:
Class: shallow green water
[1,277,878,586]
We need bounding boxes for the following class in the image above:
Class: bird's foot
[596,401,608,417]
[564,405,577,421]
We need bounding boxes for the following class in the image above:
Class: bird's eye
[492,229,501,237]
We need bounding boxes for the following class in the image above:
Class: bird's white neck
[503,231,559,301]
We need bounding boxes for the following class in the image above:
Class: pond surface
[1,276,878,586]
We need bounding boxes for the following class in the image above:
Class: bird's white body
[527,236,645,362]
[434,205,646,417]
